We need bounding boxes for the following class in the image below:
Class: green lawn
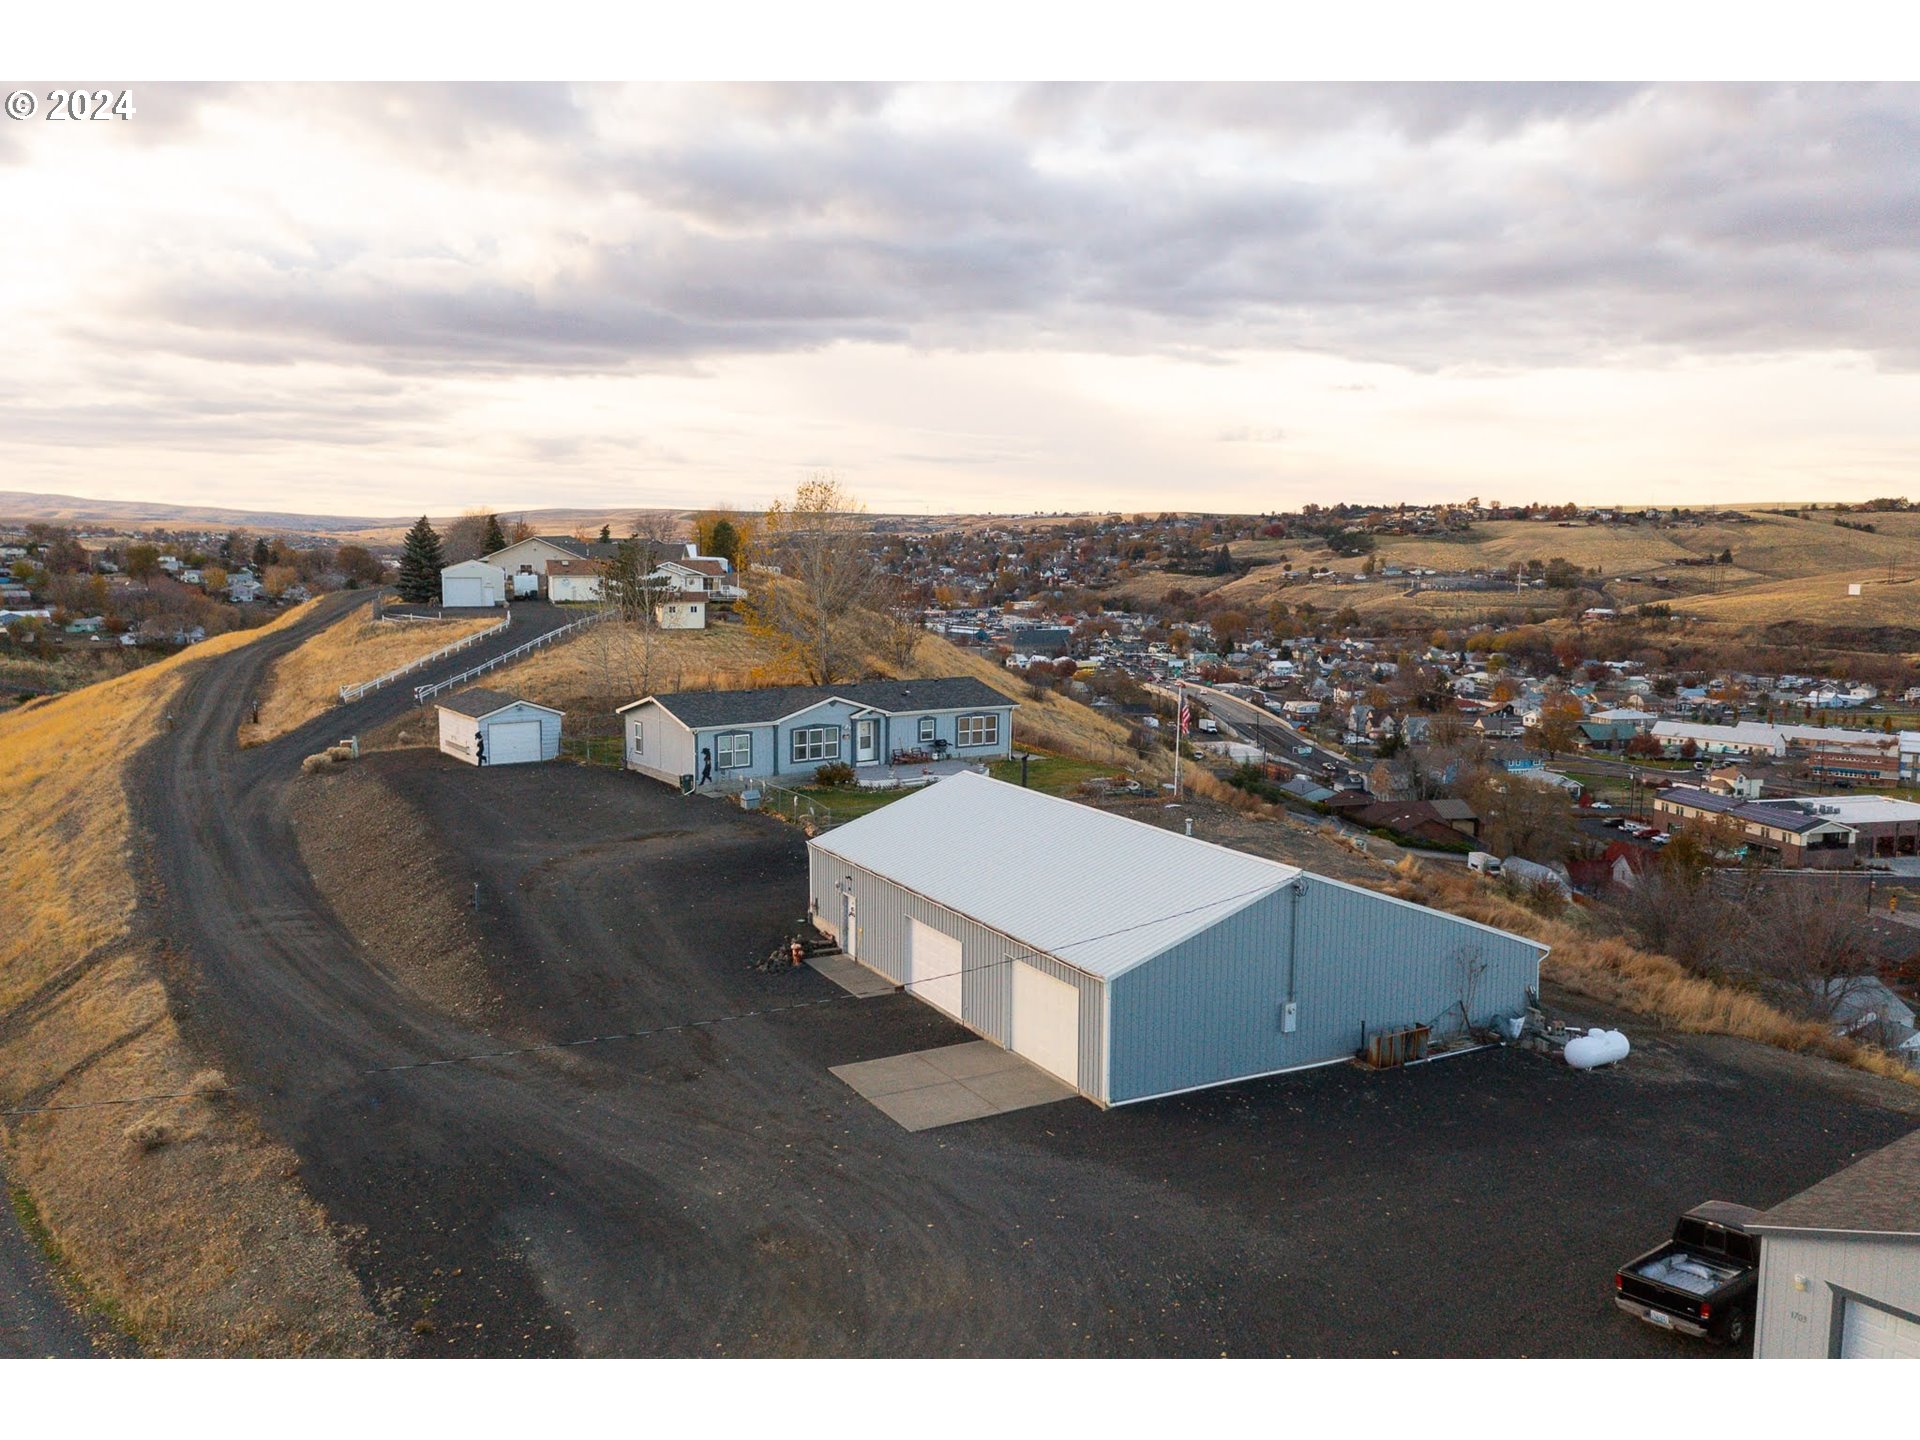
[989,753,1128,796]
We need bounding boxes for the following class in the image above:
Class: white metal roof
[809,772,1302,979]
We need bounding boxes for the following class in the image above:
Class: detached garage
[436,689,563,767]
[807,772,1549,1106]
[440,560,507,608]
[1751,1128,1920,1358]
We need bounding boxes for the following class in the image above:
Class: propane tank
[1565,1028,1630,1069]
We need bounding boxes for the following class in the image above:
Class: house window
[957,713,999,748]
[918,716,937,745]
[716,731,752,770]
[791,726,841,764]
[630,722,643,756]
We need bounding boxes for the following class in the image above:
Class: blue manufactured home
[617,677,1015,789]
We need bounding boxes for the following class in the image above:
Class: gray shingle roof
[631,677,1013,729]
[1750,1128,1920,1236]
[437,687,554,719]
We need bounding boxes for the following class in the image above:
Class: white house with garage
[439,559,507,608]
[481,534,623,597]
[807,773,1548,1106]
[1750,1128,1920,1358]
[435,688,564,766]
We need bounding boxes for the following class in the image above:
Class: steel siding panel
[806,850,1108,1100]
[1108,876,1543,1103]
[1754,1232,1920,1357]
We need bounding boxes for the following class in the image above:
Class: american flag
[1177,686,1192,735]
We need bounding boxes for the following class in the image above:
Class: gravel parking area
[143,640,1920,1357]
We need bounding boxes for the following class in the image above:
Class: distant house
[652,592,706,630]
[544,558,604,604]
[650,554,742,600]
[616,677,1015,789]
[482,535,623,597]
[226,570,264,603]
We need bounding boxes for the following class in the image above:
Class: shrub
[124,1112,180,1152]
[813,761,856,788]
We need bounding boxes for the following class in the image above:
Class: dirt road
[125,601,1920,1356]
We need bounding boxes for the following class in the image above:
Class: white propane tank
[1565,1029,1630,1069]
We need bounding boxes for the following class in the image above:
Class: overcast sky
[3,81,1918,517]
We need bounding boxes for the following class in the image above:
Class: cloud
[72,81,1920,384]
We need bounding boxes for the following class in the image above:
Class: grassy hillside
[240,607,502,745]
[0,604,383,1354]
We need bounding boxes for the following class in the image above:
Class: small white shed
[440,560,507,608]
[436,688,563,766]
[653,593,707,629]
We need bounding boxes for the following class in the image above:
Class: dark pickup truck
[1614,1201,1761,1344]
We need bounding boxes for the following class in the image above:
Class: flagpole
[1174,681,1183,799]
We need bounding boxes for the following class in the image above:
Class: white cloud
[2,82,1918,513]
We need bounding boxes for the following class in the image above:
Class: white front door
[855,717,879,764]
[1841,1298,1920,1358]
[907,918,964,1020]
[841,892,857,959]
[1011,961,1080,1088]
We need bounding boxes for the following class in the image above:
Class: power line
[1,875,1305,1119]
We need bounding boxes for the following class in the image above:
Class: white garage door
[443,576,491,607]
[486,718,543,765]
[1841,1298,1920,1359]
[907,918,964,1021]
[1011,961,1079,1088]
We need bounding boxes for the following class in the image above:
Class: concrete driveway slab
[806,950,897,999]
[832,1040,1077,1131]
[920,1040,1029,1081]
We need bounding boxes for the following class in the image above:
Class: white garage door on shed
[907,918,963,1021]
[1011,961,1079,1086]
[1842,1298,1920,1359]
[487,719,543,766]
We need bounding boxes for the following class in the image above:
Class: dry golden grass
[499,615,799,714]
[0,600,385,1354]
[1381,859,1920,1090]
[241,610,501,745]
[1671,572,1920,627]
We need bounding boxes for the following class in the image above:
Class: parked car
[1588,801,1613,811]
[1614,1202,1761,1344]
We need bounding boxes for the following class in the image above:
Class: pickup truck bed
[1615,1201,1761,1344]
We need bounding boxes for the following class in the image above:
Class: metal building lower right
[806,772,1550,1107]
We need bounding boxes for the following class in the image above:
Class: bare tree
[747,473,874,684]
[872,573,925,672]
[1739,880,1882,1018]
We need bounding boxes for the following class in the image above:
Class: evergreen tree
[483,513,507,554]
[707,518,740,566]
[251,537,272,570]
[397,516,445,603]
[598,524,612,544]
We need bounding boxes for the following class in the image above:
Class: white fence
[338,615,510,703]
[412,609,608,705]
